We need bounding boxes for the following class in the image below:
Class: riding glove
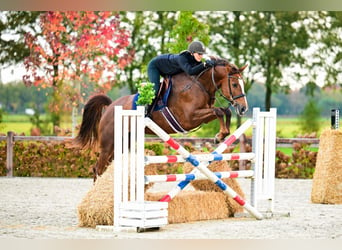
[204,60,215,68]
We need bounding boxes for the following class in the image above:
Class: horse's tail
[72,94,112,150]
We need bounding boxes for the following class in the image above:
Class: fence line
[0,131,319,177]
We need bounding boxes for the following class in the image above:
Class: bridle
[227,75,246,101]
[210,65,246,107]
[192,63,246,107]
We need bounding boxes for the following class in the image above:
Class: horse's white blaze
[238,78,245,93]
[238,78,248,111]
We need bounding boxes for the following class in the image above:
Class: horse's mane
[209,55,239,74]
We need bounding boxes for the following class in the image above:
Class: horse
[72,57,248,182]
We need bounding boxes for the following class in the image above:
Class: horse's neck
[197,74,218,96]
[170,72,218,98]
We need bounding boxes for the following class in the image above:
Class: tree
[0,11,41,66]
[22,11,132,128]
[201,11,311,112]
[0,81,50,114]
[119,11,177,93]
[167,11,210,53]
[200,11,254,127]
[298,11,342,89]
[299,98,321,134]
[241,12,310,111]
[119,11,209,94]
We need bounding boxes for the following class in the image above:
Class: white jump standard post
[251,108,277,214]
[113,106,168,232]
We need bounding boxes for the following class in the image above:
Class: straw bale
[311,129,342,204]
[191,177,245,216]
[145,191,229,223]
[77,164,114,228]
[144,149,159,175]
[77,163,153,228]
[185,159,245,215]
[183,155,231,174]
[189,160,232,191]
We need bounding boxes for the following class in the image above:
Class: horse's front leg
[190,107,229,144]
[221,107,232,137]
[213,108,230,143]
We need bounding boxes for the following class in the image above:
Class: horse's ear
[239,64,248,72]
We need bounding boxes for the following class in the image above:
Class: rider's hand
[204,60,215,68]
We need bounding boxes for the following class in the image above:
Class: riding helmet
[188,41,206,54]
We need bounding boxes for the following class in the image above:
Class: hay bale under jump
[311,128,342,204]
[77,164,114,228]
[78,160,245,227]
[145,191,229,224]
[184,159,246,215]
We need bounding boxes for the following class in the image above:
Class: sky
[0,64,25,83]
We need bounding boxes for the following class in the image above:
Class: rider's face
[193,52,203,62]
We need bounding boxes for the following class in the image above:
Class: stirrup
[145,104,151,117]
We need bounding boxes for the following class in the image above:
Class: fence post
[331,108,340,129]
[6,131,14,177]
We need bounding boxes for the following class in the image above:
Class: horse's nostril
[241,106,246,113]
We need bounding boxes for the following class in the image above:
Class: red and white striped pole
[145,152,255,164]
[145,170,254,183]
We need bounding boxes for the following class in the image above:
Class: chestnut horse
[72,58,248,181]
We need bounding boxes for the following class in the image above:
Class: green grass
[2,114,32,122]
[194,116,330,139]
[0,114,332,137]
[277,147,319,156]
[277,117,330,138]
[0,114,81,135]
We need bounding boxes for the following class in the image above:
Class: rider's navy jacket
[150,51,206,77]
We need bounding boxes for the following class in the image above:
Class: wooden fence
[0,131,319,177]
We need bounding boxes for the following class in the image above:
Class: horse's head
[208,57,249,116]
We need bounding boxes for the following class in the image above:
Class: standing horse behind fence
[71,57,248,181]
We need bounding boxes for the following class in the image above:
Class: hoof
[214,133,230,144]
[214,134,224,144]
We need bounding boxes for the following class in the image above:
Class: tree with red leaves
[23,11,133,128]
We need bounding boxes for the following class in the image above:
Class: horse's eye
[232,83,238,88]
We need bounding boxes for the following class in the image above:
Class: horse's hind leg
[93,146,114,182]
[92,165,97,182]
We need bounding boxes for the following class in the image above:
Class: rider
[146,40,215,114]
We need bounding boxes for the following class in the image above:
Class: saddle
[132,77,188,133]
[152,77,172,111]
